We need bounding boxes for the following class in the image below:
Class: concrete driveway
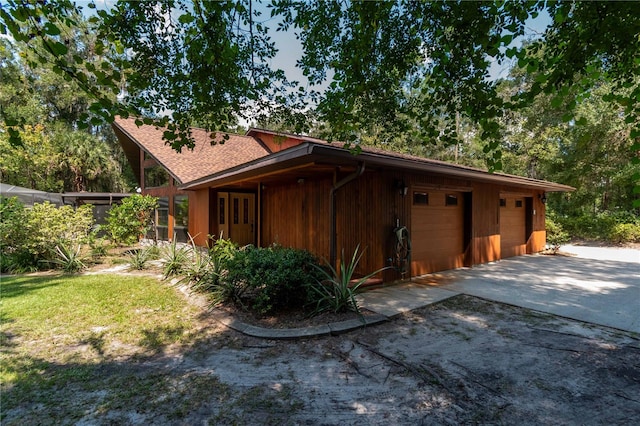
[359,245,640,334]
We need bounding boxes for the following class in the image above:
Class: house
[113,117,573,282]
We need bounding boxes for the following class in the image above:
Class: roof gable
[246,127,328,153]
[113,117,270,185]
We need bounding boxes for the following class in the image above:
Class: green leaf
[550,96,563,108]
[501,34,514,45]
[43,22,61,36]
[178,13,195,24]
[50,41,68,56]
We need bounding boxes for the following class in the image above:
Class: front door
[229,192,255,246]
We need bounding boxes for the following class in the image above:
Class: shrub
[179,235,214,290]
[0,197,94,272]
[308,245,387,315]
[225,245,323,315]
[89,236,110,258]
[609,223,640,244]
[106,195,158,245]
[545,217,570,254]
[0,197,29,271]
[555,210,640,243]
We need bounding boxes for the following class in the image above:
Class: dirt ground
[5,292,639,425]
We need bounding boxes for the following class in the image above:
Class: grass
[0,273,210,424]
[1,274,197,352]
[0,271,310,424]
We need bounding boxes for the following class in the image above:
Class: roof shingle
[113,117,270,184]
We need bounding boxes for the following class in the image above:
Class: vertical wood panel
[261,176,332,260]
[335,170,402,280]
[471,183,500,264]
[528,191,547,252]
[188,189,209,246]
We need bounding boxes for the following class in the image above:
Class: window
[515,200,523,208]
[233,198,239,224]
[413,192,429,205]
[174,195,189,242]
[144,165,169,188]
[500,198,506,207]
[243,198,249,224]
[155,197,169,241]
[219,197,225,225]
[445,194,458,206]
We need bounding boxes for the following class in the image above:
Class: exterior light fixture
[395,179,408,196]
[539,193,547,204]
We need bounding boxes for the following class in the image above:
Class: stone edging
[171,278,391,339]
[210,311,389,340]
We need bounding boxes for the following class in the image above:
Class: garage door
[411,190,465,276]
[500,196,527,258]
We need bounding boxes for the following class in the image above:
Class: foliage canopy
[1,1,639,203]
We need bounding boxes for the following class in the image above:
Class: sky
[81,0,553,88]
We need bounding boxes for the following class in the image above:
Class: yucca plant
[51,243,86,273]
[179,234,216,291]
[161,237,190,279]
[308,244,387,315]
[128,246,155,270]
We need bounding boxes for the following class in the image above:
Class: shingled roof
[112,117,270,185]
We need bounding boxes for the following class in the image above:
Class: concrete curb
[211,311,389,340]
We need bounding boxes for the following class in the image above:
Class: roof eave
[180,142,574,193]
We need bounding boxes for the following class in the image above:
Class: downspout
[330,162,365,268]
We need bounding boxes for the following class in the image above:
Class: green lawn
[0,273,216,423]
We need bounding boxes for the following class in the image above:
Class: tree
[496,55,638,215]
[52,125,127,192]
[106,194,158,245]
[0,16,134,192]
[0,124,63,192]
[1,1,638,204]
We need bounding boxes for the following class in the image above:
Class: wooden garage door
[411,190,465,276]
[500,197,526,258]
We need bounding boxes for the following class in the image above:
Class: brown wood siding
[411,190,465,275]
[261,176,332,260]
[528,192,547,253]
[334,170,406,281]
[228,166,550,283]
[471,183,501,264]
[253,133,304,153]
[189,189,209,246]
